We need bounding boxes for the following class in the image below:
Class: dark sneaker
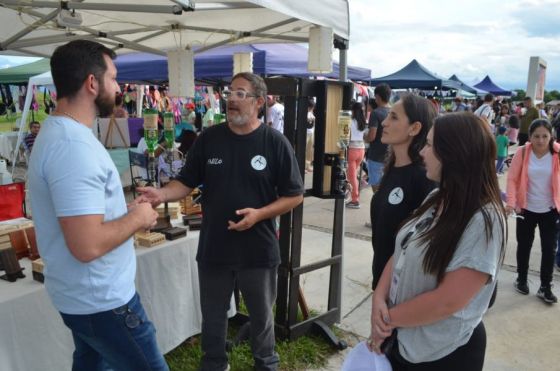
[346,201,360,209]
[537,286,558,304]
[514,279,529,295]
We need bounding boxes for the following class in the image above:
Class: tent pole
[10,80,34,177]
[1,1,188,15]
[338,49,348,81]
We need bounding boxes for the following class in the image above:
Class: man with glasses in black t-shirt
[134,72,304,371]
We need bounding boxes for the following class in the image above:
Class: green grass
[165,330,334,371]
[166,296,335,371]
[1,93,50,132]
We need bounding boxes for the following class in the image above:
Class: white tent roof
[29,70,52,86]
[0,1,349,58]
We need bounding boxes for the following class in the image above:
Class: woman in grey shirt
[369,112,507,370]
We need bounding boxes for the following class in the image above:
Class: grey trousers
[198,264,279,371]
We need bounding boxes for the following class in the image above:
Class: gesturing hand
[227,208,262,231]
[133,186,164,208]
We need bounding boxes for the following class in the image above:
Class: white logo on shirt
[388,187,404,205]
[207,158,223,165]
[251,155,267,171]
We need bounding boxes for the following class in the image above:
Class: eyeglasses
[400,216,434,251]
[223,90,258,100]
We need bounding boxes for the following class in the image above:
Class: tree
[513,89,526,100]
[544,90,560,103]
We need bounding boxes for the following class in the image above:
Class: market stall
[0,225,234,371]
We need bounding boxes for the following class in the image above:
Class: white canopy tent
[0,1,349,57]
[1,1,351,175]
[10,70,52,174]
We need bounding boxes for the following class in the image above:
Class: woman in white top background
[506,119,559,304]
[346,101,367,209]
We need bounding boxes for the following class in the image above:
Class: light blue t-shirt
[28,115,136,315]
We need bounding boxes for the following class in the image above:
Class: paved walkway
[299,170,559,370]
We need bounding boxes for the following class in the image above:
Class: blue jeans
[60,292,168,371]
[496,156,506,173]
[367,160,384,186]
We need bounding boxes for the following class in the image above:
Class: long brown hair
[412,112,507,282]
[383,94,437,174]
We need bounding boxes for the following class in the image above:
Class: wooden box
[134,232,166,248]
[32,258,44,283]
[179,190,202,215]
[163,227,187,240]
[0,245,25,282]
[155,202,181,220]
[8,230,29,260]
[188,219,203,231]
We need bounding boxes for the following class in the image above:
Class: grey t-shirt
[390,197,504,363]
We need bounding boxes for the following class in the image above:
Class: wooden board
[135,232,166,247]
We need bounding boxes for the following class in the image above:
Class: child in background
[496,126,509,175]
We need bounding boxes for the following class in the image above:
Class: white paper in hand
[341,341,392,371]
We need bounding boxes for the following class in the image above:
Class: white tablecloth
[0,230,234,371]
[0,131,19,160]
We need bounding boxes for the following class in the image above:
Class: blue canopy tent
[370,59,460,90]
[473,75,512,96]
[114,43,371,83]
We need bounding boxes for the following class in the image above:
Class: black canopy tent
[370,59,461,90]
[448,74,478,95]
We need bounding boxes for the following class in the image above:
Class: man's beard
[228,112,250,126]
[95,84,116,117]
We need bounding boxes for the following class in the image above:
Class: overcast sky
[346,0,560,91]
[1,0,558,91]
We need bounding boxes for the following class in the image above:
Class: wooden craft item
[156,202,181,220]
[135,232,166,247]
[188,219,203,231]
[186,204,202,215]
[163,227,187,240]
[0,225,18,234]
[179,190,202,215]
[183,214,202,226]
[0,234,10,270]
[25,227,40,260]
[0,234,10,244]
[9,230,29,259]
[0,245,25,282]
[32,258,45,283]
[17,221,34,230]
[152,215,172,233]
[104,115,127,149]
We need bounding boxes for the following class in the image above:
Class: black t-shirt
[366,107,390,162]
[370,163,436,288]
[176,123,304,268]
